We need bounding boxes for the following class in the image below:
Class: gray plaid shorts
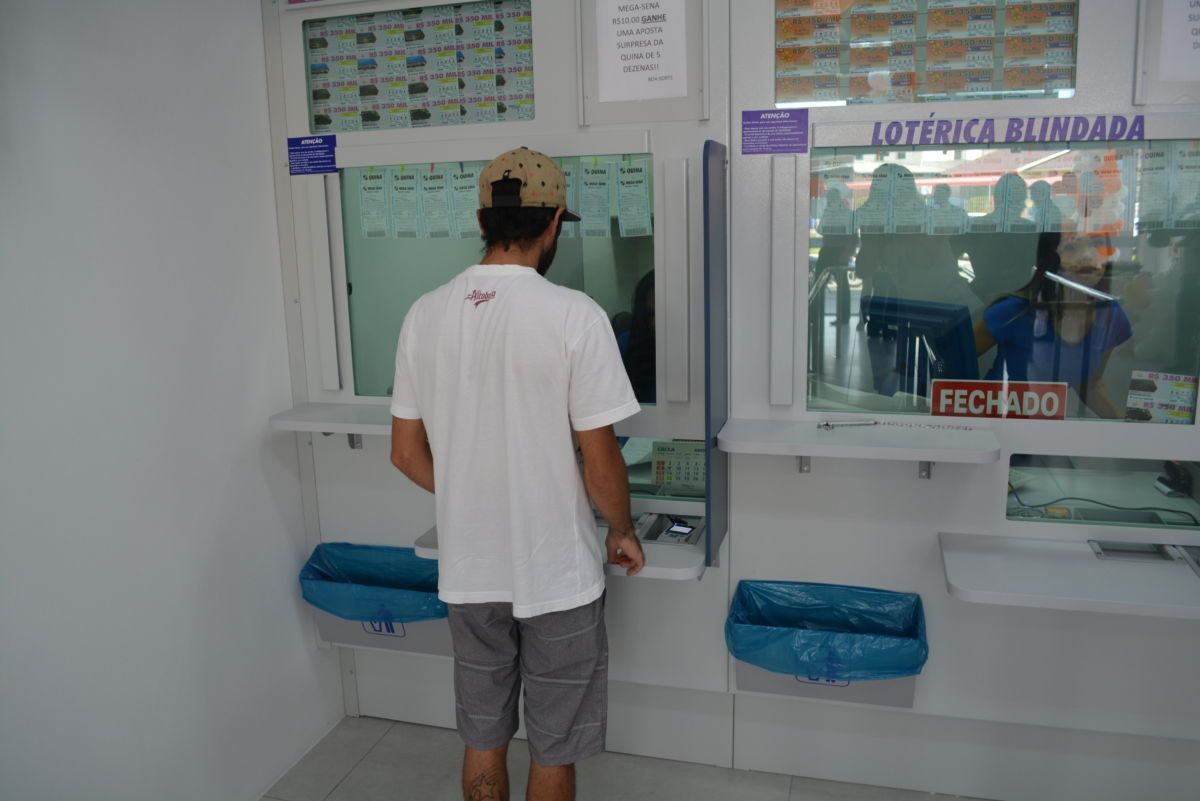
[446,594,607,767]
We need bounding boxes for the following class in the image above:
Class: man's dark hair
[478,206,560,251]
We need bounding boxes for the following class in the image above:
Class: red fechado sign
[931,380,1069,420]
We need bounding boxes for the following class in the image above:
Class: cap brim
[562,209,581,222]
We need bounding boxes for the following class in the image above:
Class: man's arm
[575,425,644,576]
[390,416,435,493]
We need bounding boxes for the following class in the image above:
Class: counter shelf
[414,513,708,581]
[940,531,1200,620]
[717,417,1000,476]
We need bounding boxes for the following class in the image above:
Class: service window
[340,154,655,400]
[775,0,1079,107]
[807,138,1200,424]
[1007,455,1200,531]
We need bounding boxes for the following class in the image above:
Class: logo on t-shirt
[465,289,496,307]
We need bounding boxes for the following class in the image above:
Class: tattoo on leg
[466,768,507,801]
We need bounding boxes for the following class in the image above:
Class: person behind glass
[622,270,655,403]
[1028,179,1063,233]
[816,184,858,326]
[857,163,977,337]
[958,172,1038,304]
[974,234,1133,418]
[389,147,646,801]
[928,183,966,225]
[853,164,898,335]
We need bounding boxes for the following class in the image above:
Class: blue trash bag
[725,580,928,682]
[299,542,447,623]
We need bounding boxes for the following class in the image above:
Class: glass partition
[340,154,655,399]
[1007,455,1200,532]
[621,437,706,501]
[807,138,1200,424]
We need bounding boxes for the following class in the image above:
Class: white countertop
[270,403,391,436]
[940,531,1200,620]
[718,418,1001,463]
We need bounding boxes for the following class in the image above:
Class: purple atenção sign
[287,135,337,176]
[742,109,809,156]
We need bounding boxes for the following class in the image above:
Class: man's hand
[605,527,645,577]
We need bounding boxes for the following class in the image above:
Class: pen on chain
[816,420,878,431]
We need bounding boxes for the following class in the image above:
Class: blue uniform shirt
[982,296,1132,385]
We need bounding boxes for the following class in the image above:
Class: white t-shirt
[391,264,641,618]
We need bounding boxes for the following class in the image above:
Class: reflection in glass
[1007,455,1200,531]
[338,155,655,399]
[621,437,706,500]
[808,140,1200,424]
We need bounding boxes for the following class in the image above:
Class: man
[389,147,646,801]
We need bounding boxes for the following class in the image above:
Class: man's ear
[546,207,565,241]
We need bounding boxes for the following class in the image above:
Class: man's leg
[463,743,509,801]
[518,595,608,801]
[447,604,522,801]
[526,762,574,801]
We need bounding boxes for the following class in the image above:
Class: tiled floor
[263,718,985,801]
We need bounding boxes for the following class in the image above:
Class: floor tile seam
[320,720,397,801]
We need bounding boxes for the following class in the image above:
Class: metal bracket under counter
[414,514,709,581]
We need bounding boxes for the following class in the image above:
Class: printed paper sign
[849,43,916,74]
[359,167,389,238]
[1006,2,1077,35]
[926,37,995,70]
[776,74,842,103]
[450,167,482,240]
[1169,141,1200,227]
[742,109,810,155]
[932,380,1069,420]
[848,71,916,104]
[420,170,453,238]
[597,0,689,103]
[388,167,422,238]
[580,162,614,238]
[926,5,995,39]
[1136,146,1171,228]
[617,160,653,237]
[1125,371,1198,424]
[776,0,844,16]
[560,162,579,239]
[1001,66,1075,93]
[924,68,994,98]
[287,135,337,175]
[849,0,917,11]
[1159,0,1200,83]
[776,14,842,46]
[1003,34,1076,67]
[776,44,841,76]
[849,12,915,44]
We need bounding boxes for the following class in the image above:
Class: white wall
[0,2,343,800]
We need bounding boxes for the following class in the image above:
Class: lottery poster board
[305,0,534,134]
[773,0,1079,107]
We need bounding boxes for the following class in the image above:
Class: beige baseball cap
[478,146,580,222]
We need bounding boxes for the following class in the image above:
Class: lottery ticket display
[306,1,535,134]
[773,0,1078,106]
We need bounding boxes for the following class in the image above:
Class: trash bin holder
[300,542,450,656]
[726,580,929,708]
